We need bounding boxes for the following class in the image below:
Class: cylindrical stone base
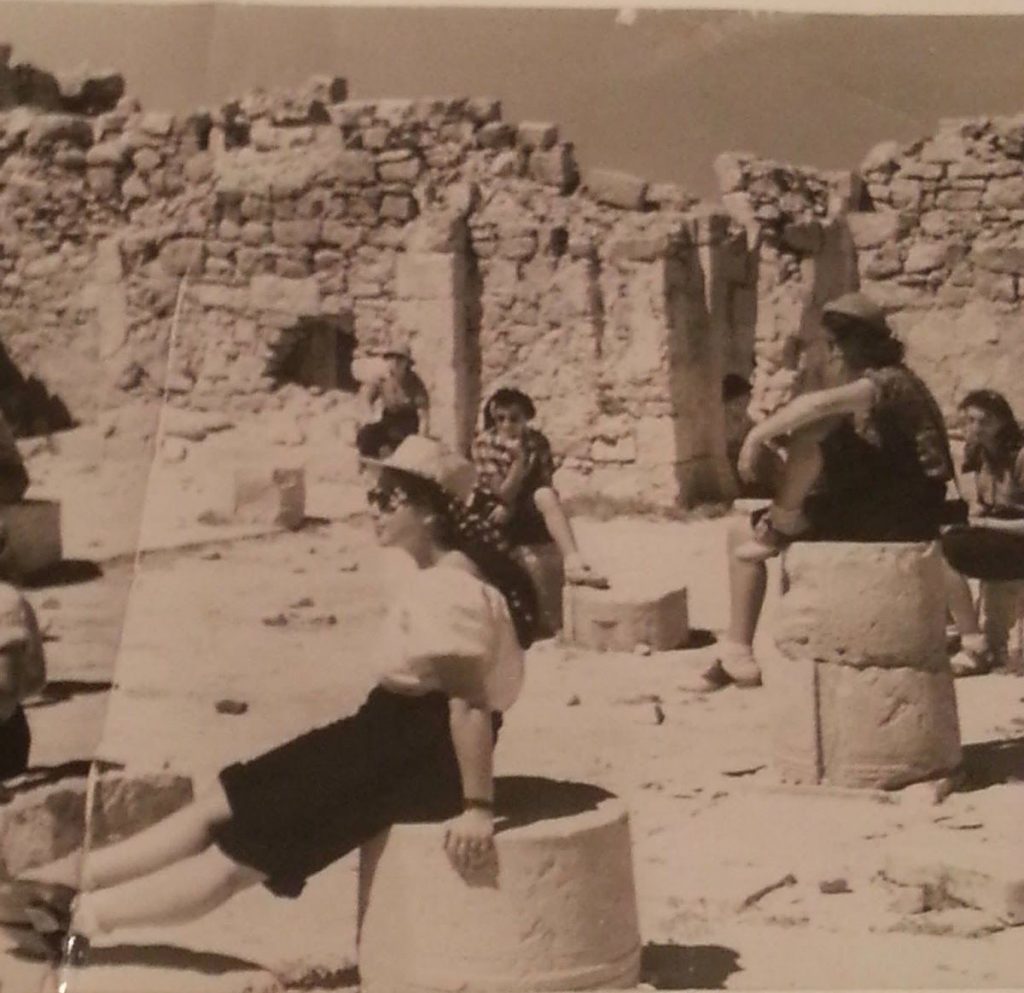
[513,543,564,639]
[357,777,641,993]
[772,541,961,790]
[562,583,688,653]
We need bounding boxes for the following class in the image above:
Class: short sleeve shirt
[471,427,555,498]
[377,564,524,713]
[975,446,1024,518]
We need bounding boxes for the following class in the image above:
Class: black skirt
[213,687,499,898]
[941,526,1024,581]
[0,704,29,781]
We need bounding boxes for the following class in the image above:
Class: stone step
[54,962,283,993]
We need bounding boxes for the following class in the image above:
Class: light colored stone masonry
[0,49,1021,505]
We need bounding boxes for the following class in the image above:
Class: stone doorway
[267,315,358,393]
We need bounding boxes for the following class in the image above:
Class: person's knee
[193,780,233,831]
[532,487,561,515]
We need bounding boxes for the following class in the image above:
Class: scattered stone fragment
[290,596,315,609]
[738,873,797,911]
[819,878,852,895]
[215,699,249,716]
[261,613,289,627]
[566,694,581,707]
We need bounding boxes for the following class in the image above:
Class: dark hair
[722,373,752,402]
[959,389,1023,466]
[483,388,536,430]
[380,468,538,649]
[823,313,905,369]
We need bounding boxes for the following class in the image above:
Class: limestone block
[972,242,1024,275]
[516,121,558,150]
[563,582,688,653]
[272,219,321,246]
[529,144,579,194]
[396,253,459,300]
[860,140,902,175]
[0,500,61,578]
[214,466,306,530]
[358,778,641,992]
[983,176,1024,209]
[158,238,204,277]
[904,241,950,274]
[249,274,319,316]
[772,541,961,790]
[513,543,564,640]
[846,211,902,249]
[586,168,648,211]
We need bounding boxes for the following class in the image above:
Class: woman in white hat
[11,437,536,957]
[697,291,956,691]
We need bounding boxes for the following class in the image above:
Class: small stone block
[217,467,305,531]
[562,583,688,652]
[0,500,62,578]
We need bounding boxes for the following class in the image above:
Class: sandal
[683,645,763,693]
[0,880,88,965]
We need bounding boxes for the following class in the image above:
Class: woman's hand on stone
[444,808,495,873]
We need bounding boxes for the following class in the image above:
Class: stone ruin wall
[1,47,1023,507]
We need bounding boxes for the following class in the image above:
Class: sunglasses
[491,410,526,425]
[366,485,410,514]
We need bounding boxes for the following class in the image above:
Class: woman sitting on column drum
[697,291,956,691]
[4,436,537,961]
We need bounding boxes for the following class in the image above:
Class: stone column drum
[357,779,642,993]
[771,541,961,789]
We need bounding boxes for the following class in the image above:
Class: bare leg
[26,782,232,892]
[944,561,982,637]
[980,580,1024,667]
[727,518,768,647]
[533,488,607,587]
[943,561,989,676]
[78,846,264,934]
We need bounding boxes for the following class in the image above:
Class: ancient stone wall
[6,50,1024,507]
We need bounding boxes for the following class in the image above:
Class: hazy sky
[2,4,1024,195]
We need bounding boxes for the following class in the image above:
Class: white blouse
[377,561,524,713]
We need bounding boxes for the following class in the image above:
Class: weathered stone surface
[586,168,648,210]
[861,140,902,174]
[396,253,458,300]
[563,583,688,653]
[359,781,641,992]
[772,541,961,790]
[972,241,1024,274]
[846,210,903,249]
[158,238,204,276]
[248,274,320,317]
[904,241,951,274]
[335,150,376,184]
[528,143,579,193]
[516,120,558,150]
[24,113,92,150]
[56,67,124,115]
[883,841,1024,926]
[213,466,306,530]
[713,152,748,193]
[983,176,1024,209]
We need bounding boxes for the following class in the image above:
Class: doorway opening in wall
[267,315,358,393]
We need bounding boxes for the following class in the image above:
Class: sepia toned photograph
[0,2,1020,990]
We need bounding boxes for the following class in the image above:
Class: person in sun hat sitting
[355,338,431,459]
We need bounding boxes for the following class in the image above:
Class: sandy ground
[1,420,1023,992]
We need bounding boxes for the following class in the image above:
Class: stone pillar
[358,778,641,992]
[396,214,474,454]
[771,541,961,789]
[599,219,730,506]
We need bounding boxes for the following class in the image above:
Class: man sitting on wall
[355,341,431,459]
[470,387,607,589]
